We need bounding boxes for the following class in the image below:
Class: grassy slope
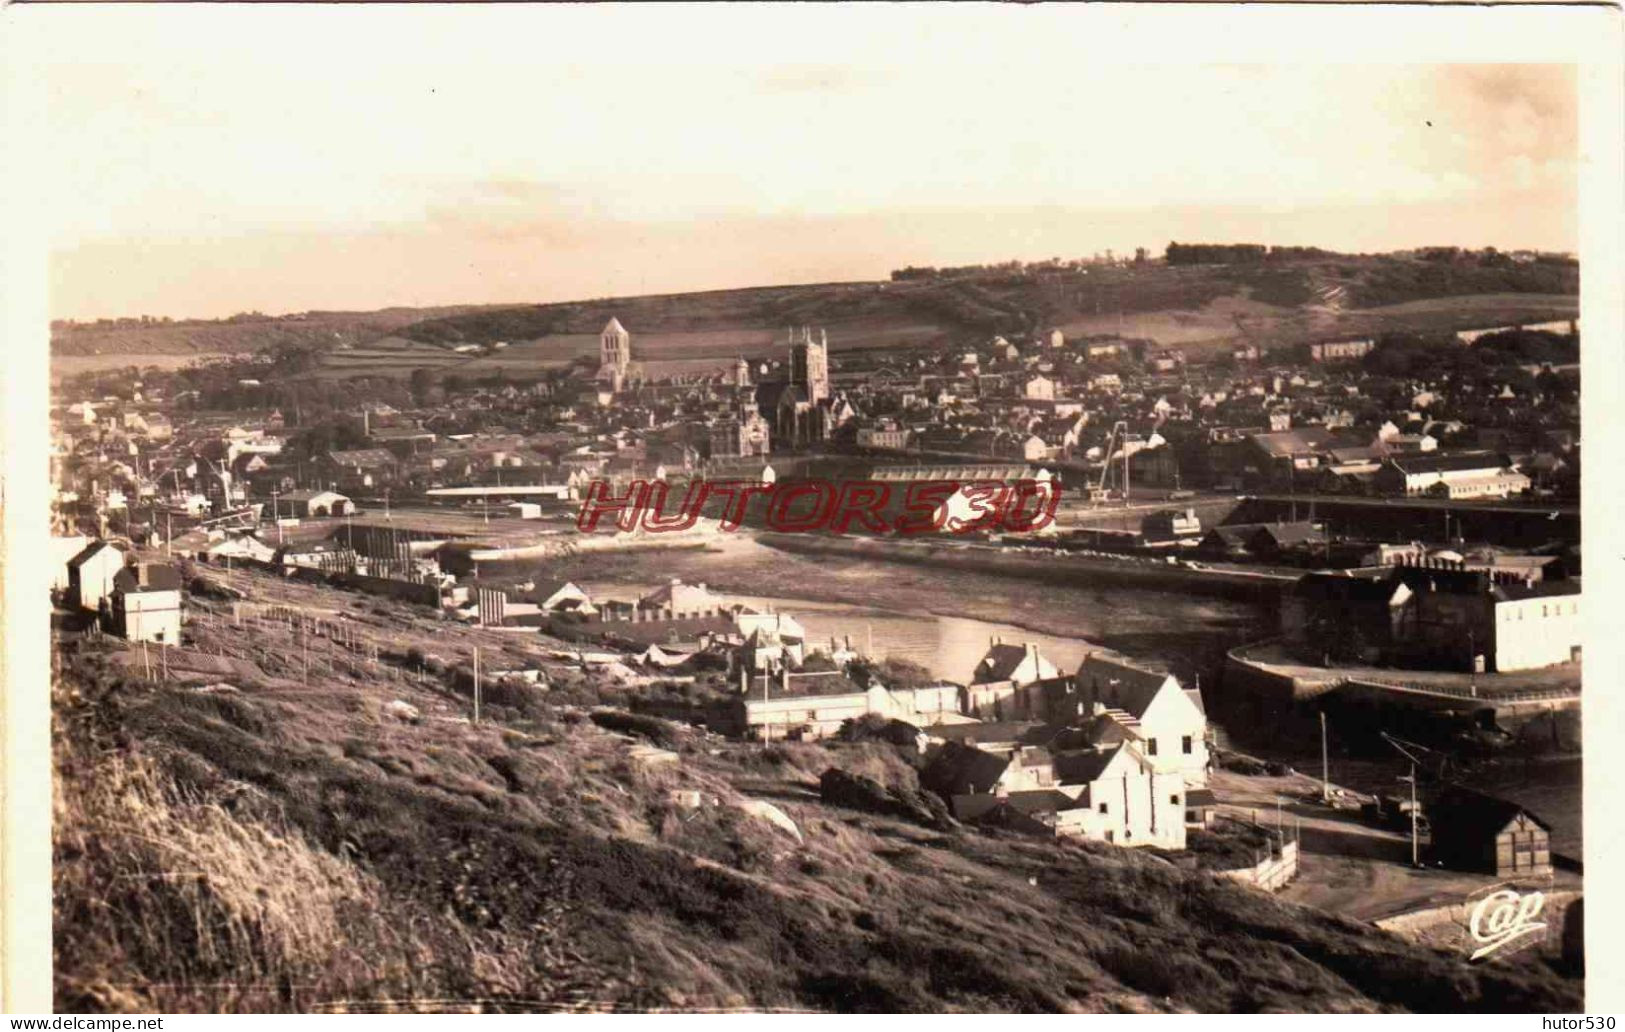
[385,257,1578,349]
[47,257,1577,383]
[52,566,1582,1013]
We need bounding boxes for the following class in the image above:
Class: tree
[1134,247,1148,266]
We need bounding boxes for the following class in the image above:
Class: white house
[964,640,1061,720]
[67,540,126,614]
[1073,654,1209,787]
[1052,743,1188,849]
[51,535,90,593]
[934,738,1187,849]
[110,563,184,644]
[1023,374,1056,402]
[740,668,957,741]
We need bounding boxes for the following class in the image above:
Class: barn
[1427,787,1553,876]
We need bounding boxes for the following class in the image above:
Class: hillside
[49,251,1578,383]
[48,306,510,380]
[52,561,1583,1013]
[383,254,1578,356]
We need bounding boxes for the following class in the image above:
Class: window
[1170,794,1181,805]
[1104,831,1114,843]
[1182,735,1193,755]
[1147,738,1158,756]
[1124,830,1132,840]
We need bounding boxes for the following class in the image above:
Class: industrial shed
[1427,787,1552,876]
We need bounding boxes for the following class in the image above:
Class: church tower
[600,317,631,391]
[789,326,829,404]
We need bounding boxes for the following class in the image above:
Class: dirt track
[1209,770,1581,922]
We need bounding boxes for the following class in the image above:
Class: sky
[14,5,1584,321]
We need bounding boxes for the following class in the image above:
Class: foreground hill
[52,563,1582,1013]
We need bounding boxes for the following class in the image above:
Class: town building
[738,666,961,740]
[1281,565,1582,673]
[1051,743,1189,849]
[707,405,772,458]
[1140,508,1201,543]
[964,639,1060,719]
[1309,338,1375,363]
[110,562,183,643]
[67,539,126,614]
[1067,654,1209,787]
[1373,452,1531,499]
[51,535,90,593]
[278,489,353,518]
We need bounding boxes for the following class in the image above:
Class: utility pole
[1468,628,1478,697]
[1122,434,1131,508]
[1320,710,1331,803]
[1382,732,1425,868]
[1407,763,1419,867]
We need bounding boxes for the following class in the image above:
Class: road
[1249,493,1576,518]
[1209,769,1581,923]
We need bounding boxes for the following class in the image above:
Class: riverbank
[756,532,1296,603]
[477,533,1272,686]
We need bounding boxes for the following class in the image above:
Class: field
[52,559,1584,1012]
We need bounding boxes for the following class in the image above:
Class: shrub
[589,709,685,750]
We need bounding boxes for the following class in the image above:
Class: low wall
[1219,840,1299,892]
[1376,890,1581,960]
[327,570,443,608]
[209,555,444,609]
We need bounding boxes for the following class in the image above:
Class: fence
[1342,676,1578,705]
[1219,840,1300,892]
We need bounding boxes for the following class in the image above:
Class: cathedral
[754,326,853,450]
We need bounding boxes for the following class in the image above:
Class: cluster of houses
[914,653,1212,850]
[50,309,1578,557]
[440,570,1212,849]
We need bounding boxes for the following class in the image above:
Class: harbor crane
[1089,420,1132,506]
